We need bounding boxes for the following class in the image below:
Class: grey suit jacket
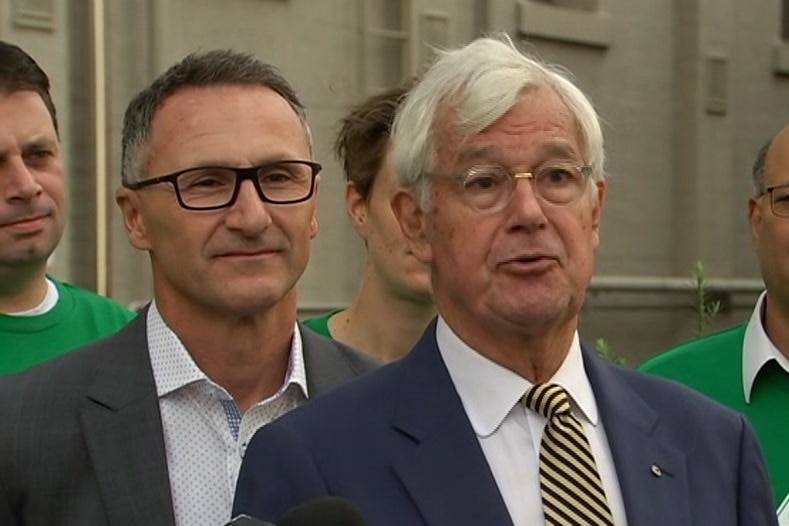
[0,311,379,526]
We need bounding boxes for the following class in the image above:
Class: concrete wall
[4,0,789,363]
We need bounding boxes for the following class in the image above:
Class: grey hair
[752,138,772,195]
[391,34,604,210]
[121,49,311,184]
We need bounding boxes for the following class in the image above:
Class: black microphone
[278,496,366,526]
[224,515,274,526]
[225,496,366,526]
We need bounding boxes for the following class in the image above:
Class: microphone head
[278,496,366,526]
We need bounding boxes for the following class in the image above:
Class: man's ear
[115,187,151,250]
[309,175,320,239]
[591,179,607,249]
[309,212,318,239]
[346,183,368,239]
[391,188,432,264]
[749,196,763,249]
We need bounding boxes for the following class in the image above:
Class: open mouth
[508,254,550,264]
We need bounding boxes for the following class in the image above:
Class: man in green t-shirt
[0,41,134,374]
[640,125,789,519]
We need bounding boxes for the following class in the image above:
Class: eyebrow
[0,136,58,162]
[539,141,579,160]
[22,136,59,153]
[457,141,582,166]
[457,145,502,165]
[170,156,303,170]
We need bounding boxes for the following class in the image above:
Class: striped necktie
[523,383,615,526]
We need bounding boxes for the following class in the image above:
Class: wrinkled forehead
[433,90,582,169]
[146,86,311,167]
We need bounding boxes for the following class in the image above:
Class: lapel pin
[650,464,663,477]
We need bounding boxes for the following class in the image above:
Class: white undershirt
[436,317,628,525]
[6,278,59,316]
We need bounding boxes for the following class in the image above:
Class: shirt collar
[147,301,308,400]
[743,291,789,402]
[7,277,59,316]
[436,316,599,438]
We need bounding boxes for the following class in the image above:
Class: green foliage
[595,260,722,366]
[595,337,627,366]
[692,260,721,336]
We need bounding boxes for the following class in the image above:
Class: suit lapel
[583,346,691,526]
[383,331,693,525]
[390,324,514,526]
[80,314,175,526]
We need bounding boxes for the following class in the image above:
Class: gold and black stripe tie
[523,383,615,526]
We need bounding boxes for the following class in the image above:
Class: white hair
[391,34,605,210]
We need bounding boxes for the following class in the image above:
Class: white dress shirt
[436,317,628,526]
[743,291,789,403]
[146,302,308,526]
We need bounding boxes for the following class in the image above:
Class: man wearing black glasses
[641,126,789,521]
[0,50,377,526]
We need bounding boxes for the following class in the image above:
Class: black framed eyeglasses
[426,161,592,213]
[123,160,322,210]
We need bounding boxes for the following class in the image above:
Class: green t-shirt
[302,309,343,338]
[639,323,789,508]
[0,277,136,374]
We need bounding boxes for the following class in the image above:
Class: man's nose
[224,179,273,233]
[506,173,548,230]
[2,158,43,201]
[511,173,543,206]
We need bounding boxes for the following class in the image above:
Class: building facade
[4,0,789,363]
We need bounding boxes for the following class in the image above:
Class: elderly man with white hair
[233,35,777,526]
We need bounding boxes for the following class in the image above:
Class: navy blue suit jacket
[233,321,777,525]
